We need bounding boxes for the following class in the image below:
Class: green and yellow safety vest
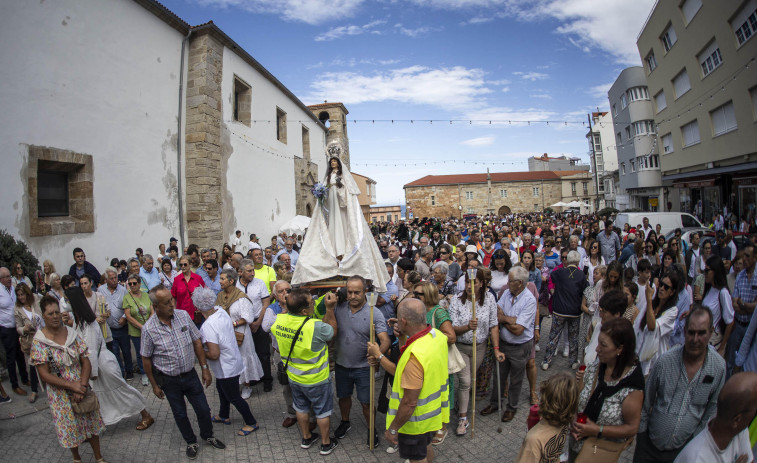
[387,329,450,435]
[272,313,329,385]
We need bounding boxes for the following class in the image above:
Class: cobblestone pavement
[0,316,634,462]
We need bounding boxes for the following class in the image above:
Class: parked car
[615,212,704,237]
[664,227,711,246]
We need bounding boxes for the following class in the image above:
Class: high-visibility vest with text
[272,314,329,385]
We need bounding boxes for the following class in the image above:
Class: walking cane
[496,352,503,434]
[366,292,378,450]
[467,268,478,438]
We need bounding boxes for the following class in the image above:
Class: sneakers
[241,386,252,399]
[320,439,339,455]
[186,443,199,460]
[562,346,569,358]
[455,417,469,436]
[334,420,351,439]
[386,444,399,454]
[541,362,550,371]
[205,437,226,450]
[125,372,134,381]
[367,430,379,448]
[301,432,320,449]
[0,395,11,405]
[141,374,149,386]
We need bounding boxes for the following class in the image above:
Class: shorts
[289,380,333,419]
[398,431,434,461]
[335,365,371,403]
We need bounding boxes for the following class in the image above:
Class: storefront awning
[663,162,757,182]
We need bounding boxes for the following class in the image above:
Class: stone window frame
[301,124,310,158]
[28,146,94,237]
[233,76,252,127]
[276,107,287,144]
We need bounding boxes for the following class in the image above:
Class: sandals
[237,424,259,436]
[136,416,155,431]
[431,428,448,446]
[211,415,231,425]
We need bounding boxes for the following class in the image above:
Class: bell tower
[307,101,350,169]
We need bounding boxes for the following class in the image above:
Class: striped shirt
[639,345,725,451]
[140,309,200,376]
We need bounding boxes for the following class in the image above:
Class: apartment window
[631,160,637,172]
[661,133,673,153]
[751,86,757,119]
[698,41,723,77]
[621,162,626,175]
[612,104,617,116]
[731,0,757,46]
[633,120,656,135]
[582,182,588,195]
[532,187,539,197]
[625,126,631,139]
[616,132,622,144]
[681,119,701,147]
[534,203,539,211]
[301,125,310,158]
[467,207,474,214]
[620,93,628,109]
[627,87,650,102]
[465,191,473,200]
[233,77,252,127]
[661,24,678,52]
[500,189,507,198]
[431,195,435,205]
[593,134,602,152]
[680,0,702,24]
[654,90,667,112]
[651,155,659,168]
[710,101,738,136]
[571,183,577,194]
[599,181,605,192]
[276,107,287,143]
[646,51,657,72]
[673,69,691,98]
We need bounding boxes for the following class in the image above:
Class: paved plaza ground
[0,317,635,462]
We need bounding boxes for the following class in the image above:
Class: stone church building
[0,0,352,270]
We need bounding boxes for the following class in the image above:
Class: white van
[614,212,704,237]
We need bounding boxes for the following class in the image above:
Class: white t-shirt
[199,309,244,379]
[248,241,262,252]
[703,287,734,333]
[673,424,753,463]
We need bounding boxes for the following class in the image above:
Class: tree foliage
[0,230,40,281]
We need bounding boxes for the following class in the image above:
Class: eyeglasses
[660,282,672,291]
[128,282,139,287]
[439,251,449,255]
[413,292,425,298]
[179,263,189,267]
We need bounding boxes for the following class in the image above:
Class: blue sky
[161,0,656,205]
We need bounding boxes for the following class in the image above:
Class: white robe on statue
[76,320,145,426]
[293,161,390,292]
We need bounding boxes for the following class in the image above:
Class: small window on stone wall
[276,107,287,144]
[302,125,310,158]
[28,146,94,237]
[233,77,251,127]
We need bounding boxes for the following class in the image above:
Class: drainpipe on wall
[176,28,193,252]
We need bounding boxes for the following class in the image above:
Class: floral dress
[30,332,105,449]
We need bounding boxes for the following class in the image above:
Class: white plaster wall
[221,49,327,244]
[597,112,618,171]
[0,0,185,271]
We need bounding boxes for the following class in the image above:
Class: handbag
[234,331,245,346]
[277,316,311,386]
[432,307,465,374]
[71,388,100,415]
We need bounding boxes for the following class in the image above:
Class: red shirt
[170,272,206,320]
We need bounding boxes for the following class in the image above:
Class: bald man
[673,372,757,463]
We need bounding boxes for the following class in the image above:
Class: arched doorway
[498,205,511,216]
[305,203,313,217]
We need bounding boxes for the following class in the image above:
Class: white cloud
[461,136,496,146]
[465,106,557,123]
[588,82,613,100]
[195,0,364,25]
[394,24,435,37]
[307,65,493,109]
[315,20,386,41]
[530,93,552,99]
[513,71,548,81]
[501,86,510,93]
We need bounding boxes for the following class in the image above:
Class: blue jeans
[726,321,748,378]
[161,369,213,444]
[335,365,371,403]
[108,326,132,375]
[130,336,144,374]
[216,375,256,425]
[290,380,334,419]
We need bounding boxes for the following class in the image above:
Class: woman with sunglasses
[643,240,659,266]
[122,273,153,386]
[11,261,33,293]
[490,251,512,297]
[171,255,206,329]
[581,239,605,287]
[637,271,680,375]
[438,243,462,284]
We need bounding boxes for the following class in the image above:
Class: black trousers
[252,328,272,384]
[0,326,28,389]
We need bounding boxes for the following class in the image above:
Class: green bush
[543,207,554,215]
[0,229,40,281]
[597,207,619,217]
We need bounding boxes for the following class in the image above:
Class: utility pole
[587,113,601,213]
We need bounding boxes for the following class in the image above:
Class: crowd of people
[1,210,757,462]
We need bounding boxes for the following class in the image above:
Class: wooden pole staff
[366,292,378,450]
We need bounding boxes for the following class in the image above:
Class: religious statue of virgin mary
[292,143,390,291]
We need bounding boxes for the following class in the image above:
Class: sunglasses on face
[413,292,425,298]
[660,282,672,291]
[128,282,139,287]
[179,263,189,267]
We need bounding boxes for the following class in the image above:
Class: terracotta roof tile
[404,170,590,187]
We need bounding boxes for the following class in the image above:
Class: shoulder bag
[432,307,465,374]
[574,367,633,463]
[47,350,100,415]
[277,316,311,386]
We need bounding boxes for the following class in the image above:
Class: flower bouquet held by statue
[311,182,329,221]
